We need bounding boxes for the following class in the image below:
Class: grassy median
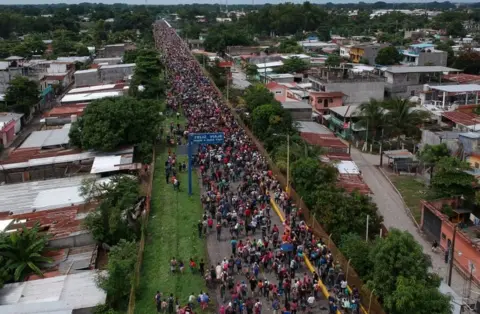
[135,117,209,313]
[389,175,428,223]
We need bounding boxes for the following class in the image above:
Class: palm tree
[0,223,52,281]
[383,98,430,140]
[357,98,387,142]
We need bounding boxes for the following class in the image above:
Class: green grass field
[135,116,209,313]
[389,175,429,223]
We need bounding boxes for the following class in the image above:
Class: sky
[0,0,479,4]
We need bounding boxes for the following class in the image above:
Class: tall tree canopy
[69,97,163,163]
[4,76,40,115]
[375,46,403,65]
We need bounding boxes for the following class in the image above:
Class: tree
[430,156,475,199]
[243,84,279,113]
[69,97,163,163]
[75,44,90,56]
[245,63,258,78]
[97,239,137,309]
[419,143,450,182]
[453,50,480,75]
[4,76,40,115]
[23,35,47,56]
[368,229,450,314]
[375,46,402,65]
[383,98,430,140]
[291,157,337,195]
[203,24,254,53]
[446,20,467,38]
[309,188,383,243]
[0,223,52,282]
[357,98,387,141]
[339,233,374,279]
[325,54,341,67]
[129,49,165,100]
[276,56,309,73]
[277,38,303,53]
[83,176,141,246]
[386,276,452,314]
[251,103,285,140]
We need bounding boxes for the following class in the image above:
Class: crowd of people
[153,20,361,314]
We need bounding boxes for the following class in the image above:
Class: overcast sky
[0,0,478,5]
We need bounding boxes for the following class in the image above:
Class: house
[309,91,346,115]
[458,133,480,171]
[256,61,284,75]
[420,84,480,111]
[99,63,136,84]
[93,57,123,65]
[339,45,353,59]
[349,43,387,65]
[188,39,205,50]
[327,105,364,139]
[420,198,480,285]
[263,73,295,84]
[0,112,23,148]
[74,69,99,87]
[96,43,134,58]
[281,101,312,121]
[298,40,337,53]
[383,66,460,99]
[308,66,385,106]
[402,43,448,66]
[60,90,123,105]
[299,122,349,156]
[265,81,302,103]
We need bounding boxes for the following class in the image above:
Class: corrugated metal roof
[297,121,334,135]
[0,175,96,215]
[19,128,70,149]
[0,270,107,313]
[336,160,360,174]
[430,84,480,93]
[90,154,133,174]
[68,84,117,94]
[60,91,123,104]
[442,111,480,126]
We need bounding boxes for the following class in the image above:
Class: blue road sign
[187,132,225,195]
[190,133,224,145]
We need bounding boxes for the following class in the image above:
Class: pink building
[266,81,301,103]
[309,91,346,115]
[0,119,16,147]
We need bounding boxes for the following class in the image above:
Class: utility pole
[379,128,384,167]
[286,134,290,194]
[448,224,458,287]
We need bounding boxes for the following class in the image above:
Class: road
[231,66,251,90]
[202,176,330,313]
[350,147,475,298]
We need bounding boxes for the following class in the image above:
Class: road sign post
[187,132,225,195]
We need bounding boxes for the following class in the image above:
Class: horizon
[1,0,480,5]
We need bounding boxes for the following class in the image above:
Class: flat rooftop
[60,91,123,104]
[329,105,361,118]
[429,84,480,93]
[0,270,106,314]
[297,121,334,135]
[385,66,460,74]
[281,101,312,110]
[67,84,118,94]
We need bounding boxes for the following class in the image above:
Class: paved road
[202,177,330,313]
[349,147,476,298]
[231,66,251,90]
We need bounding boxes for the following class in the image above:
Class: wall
[49,230,95,248]
[47,63,68,74]
[326,81,385,105]
[99,66,135,84]
[418,51,448,66]
[286,108,312,121]
[311,95,343,114]
[74,71,99,87]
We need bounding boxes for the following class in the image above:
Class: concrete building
[349,43,387,65]
[383,66,460,99]
[96,43,132,58]
[402,43,448,66]
[74,69,99,87]
[0,112,23,148]
[60,91,123,105]
[280,101,312,121]
[309,91,346,115]
[308,67,385,106]
[93,57,123,65]
[99,63,135,84]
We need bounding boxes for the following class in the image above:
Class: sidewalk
[350,147,476,297]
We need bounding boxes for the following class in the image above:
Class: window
[410,90,415,96]
[329,98,333,103]
[275,90,282,94]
